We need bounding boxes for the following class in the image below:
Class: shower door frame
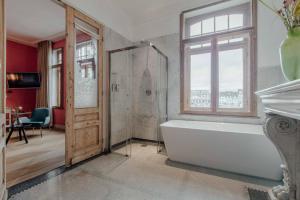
[107,42,169,152]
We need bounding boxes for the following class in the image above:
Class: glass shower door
[156,51,168,152]
[110,50,133,156]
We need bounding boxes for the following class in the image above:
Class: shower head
[137,40,151,46]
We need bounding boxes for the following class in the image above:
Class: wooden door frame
[0,0,105,193]
[0,0,6,199]
[65,5,104,166]
[0,0,5,113]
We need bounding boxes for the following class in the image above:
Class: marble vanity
[256,80,300,200]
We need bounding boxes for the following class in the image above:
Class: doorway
[5,0,66,187]
[3,0,104,189]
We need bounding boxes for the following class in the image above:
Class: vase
[280,27,300,81]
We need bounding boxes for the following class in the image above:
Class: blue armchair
[21,108,51,137]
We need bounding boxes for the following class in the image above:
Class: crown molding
[7,31,66,47]
[7,35,37,47]
[32,31,66,44]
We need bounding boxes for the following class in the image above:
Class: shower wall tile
[132,47,168,141]
[110,51,133,146]
[132,47,157,140]
[103,27,133,149]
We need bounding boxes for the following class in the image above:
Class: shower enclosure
[108,42,168,156]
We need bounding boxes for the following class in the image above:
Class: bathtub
[161,120,282,181]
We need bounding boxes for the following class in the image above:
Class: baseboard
[2,189,7,200]
[111,139,131,150]
[111,137,164,151]
[132,137,164,145]
[53,124,65,131]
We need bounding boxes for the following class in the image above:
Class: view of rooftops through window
[188,9,247,110]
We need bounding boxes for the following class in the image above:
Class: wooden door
[0,0,6,199]
[65,6,104,166]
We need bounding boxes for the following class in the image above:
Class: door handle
[1,123,4,138]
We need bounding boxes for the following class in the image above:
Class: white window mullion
[243,44,250,111]
[211,37,218,113]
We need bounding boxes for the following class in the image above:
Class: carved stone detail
[264,114,299,200]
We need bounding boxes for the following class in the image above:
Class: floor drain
[248,188,270,200]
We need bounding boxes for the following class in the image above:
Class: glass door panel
[74,27,98,108]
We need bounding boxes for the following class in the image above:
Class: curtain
[36,41,52,108]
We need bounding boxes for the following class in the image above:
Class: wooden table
[6,112,29,144]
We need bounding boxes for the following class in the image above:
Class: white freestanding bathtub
[161,120,282,181]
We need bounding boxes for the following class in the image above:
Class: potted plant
[260,0,300,81]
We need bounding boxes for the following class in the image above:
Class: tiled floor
[10,142,275,200]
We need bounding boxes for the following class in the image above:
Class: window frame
[180,0,257,117]
[50,47,64,109]
[185,3,251,38]
[76,40,97,80]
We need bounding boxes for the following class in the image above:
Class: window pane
[74,28,98,108]
[49,68,61,107]
[190,22,202,37]
[218,36,246,46]
[190,44,203,49]
[215,15,228,31]
[202,18,214,34]
[229,37,244,43]
[75,18,99,35]
[58,51,62,64]
[52,49,62,65]
[189,41,211,50]
[190,53,211,108]
[202,43,211,47]
[218,48,244,109]
[229,14,243,29]
[218,40,228,45]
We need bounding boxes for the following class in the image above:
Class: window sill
[52,106,64,110]
[180,110,258,118]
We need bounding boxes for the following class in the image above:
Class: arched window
[180,0,257,116]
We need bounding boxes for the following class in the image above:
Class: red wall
[6,40,38,112]
[6,40,67,126]
[52,39,66,126]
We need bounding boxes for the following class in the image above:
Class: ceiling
[110,0,185,23]
[6,0,218,44]
[110,0,209,24]
[6,0,65,46]
[66,0,216,41]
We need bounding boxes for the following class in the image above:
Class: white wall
[257,1,286,68]
[63,0,134,41]
[132,0,215,41]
